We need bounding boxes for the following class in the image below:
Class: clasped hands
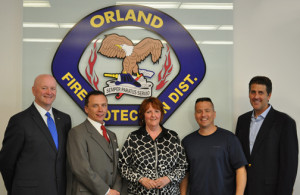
[139,176,171,190]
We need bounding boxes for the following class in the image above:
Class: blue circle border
[52,5,206,126]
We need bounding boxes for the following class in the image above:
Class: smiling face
[32,75,57,111]
[194,101,216,130]
[84,94,108,124]
[144,104,162,129]
[249,83,271,117]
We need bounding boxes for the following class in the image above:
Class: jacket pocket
[264,177,277,195]
[79,187,89,192]
[13,180,38,195]
[16,180,38,187]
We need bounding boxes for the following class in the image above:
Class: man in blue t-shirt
[180,97,247,195]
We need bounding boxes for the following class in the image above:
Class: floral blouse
[118,126,187,195]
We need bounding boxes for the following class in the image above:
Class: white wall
[0,0,22,194]
[234,0,300,193]
[0,0,299,194]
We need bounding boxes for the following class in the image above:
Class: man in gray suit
[67,90,122,195]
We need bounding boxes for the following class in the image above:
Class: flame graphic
[156,44,173,90]
[85,39,100,90]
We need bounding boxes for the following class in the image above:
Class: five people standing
[0,74,298,195]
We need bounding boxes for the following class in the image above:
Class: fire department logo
[52,5,206,126]
[99,33,162,99]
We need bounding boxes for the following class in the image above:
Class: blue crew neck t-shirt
[182,127,247,195]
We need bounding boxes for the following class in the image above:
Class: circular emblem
[52,5,206,125]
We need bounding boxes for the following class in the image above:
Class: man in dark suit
[235,76,298,195]
[0,74,71,195]
[67,90,122,195]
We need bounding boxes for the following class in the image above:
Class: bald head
[32,74,57,111]
[33,74,56,87]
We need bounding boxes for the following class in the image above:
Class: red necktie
[101,125,110,143]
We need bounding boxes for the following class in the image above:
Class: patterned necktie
[101,125,110,143]
[46,112,58,149]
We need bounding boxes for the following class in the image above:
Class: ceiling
[22,0,233,45]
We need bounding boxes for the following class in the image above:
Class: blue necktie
[46,112,58,149]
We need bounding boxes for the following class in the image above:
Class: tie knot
[46,112,51,118]
[101,125,106,131]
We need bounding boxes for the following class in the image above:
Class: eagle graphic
[98,33,163,76]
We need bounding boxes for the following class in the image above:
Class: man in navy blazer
[0,74,71,195]
[235,76,298,195]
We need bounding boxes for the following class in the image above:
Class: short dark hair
[138,97,164,126]
[84,90,106,106]
[195,97,214,110]
[249,76,272,95]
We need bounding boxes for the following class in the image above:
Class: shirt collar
[138,125,169,139]
[87,117,105,130]
[251,104,272,119]
[34,101,53,117]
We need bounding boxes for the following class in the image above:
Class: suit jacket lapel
[251,107,275,159]
[29,104,58,152]
[84,120,113,160]
[242,112,252,160]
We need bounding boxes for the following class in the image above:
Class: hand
[155,176,171,189]
[107,189,120,195]
[139,177,157,190]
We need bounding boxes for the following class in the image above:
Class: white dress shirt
[34,101,55,126]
